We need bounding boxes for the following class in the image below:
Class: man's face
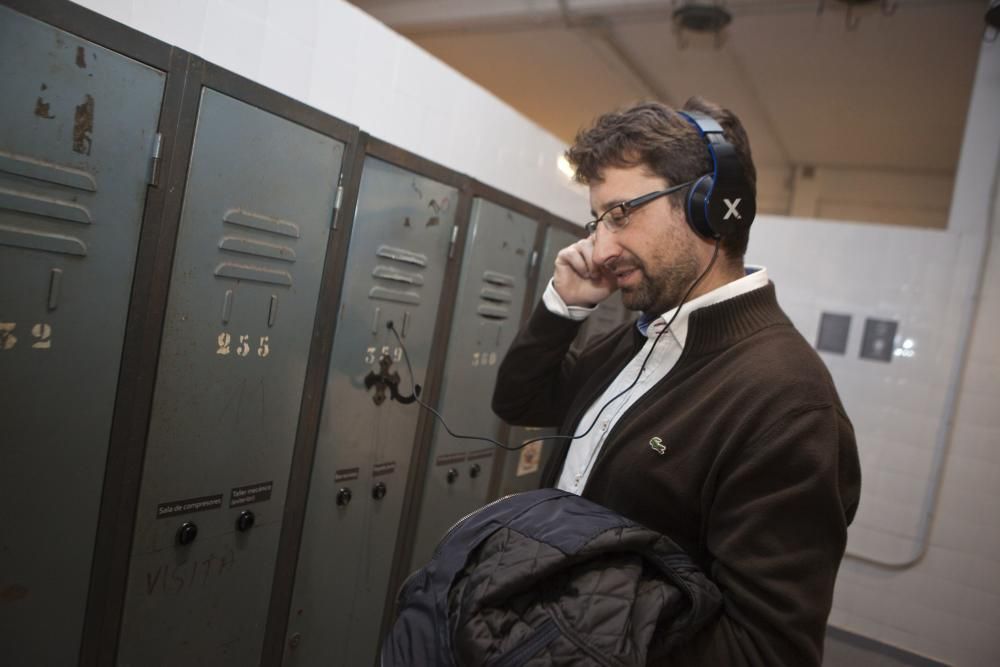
[588,165,702,314]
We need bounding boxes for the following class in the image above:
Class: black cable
[386,239,722,451]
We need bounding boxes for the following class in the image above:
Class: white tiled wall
[73,0,588,221]
[66,0,1000,664]
[748,35,1000,666]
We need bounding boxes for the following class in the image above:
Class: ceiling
[347,0,989,221]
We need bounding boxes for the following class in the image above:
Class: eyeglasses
[584,179,697,235]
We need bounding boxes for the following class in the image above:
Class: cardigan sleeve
[661,403,861,667]
[492,300,586,428]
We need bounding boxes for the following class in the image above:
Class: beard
[614,242,701,314]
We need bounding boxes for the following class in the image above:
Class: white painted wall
[66,0,1000,664]
[71,0,589,220]
[747,31,1000,665]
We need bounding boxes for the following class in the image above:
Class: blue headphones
[677,111,756,240]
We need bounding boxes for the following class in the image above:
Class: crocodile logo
[649,436,666,455]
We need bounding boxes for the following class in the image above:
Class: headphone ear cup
[685,175,718,239]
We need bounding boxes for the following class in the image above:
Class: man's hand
[552,237,617,307]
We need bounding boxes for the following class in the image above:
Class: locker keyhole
[236,510,255,532]
[176,522,198,546]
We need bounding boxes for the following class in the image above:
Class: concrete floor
[823,627,950,667]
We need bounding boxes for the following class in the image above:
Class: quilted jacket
[382,488,722,666]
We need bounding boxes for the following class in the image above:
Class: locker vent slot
[0,149,97,191]
[214,262,293,286]
[369,286,421,305]
[370,244,427,304]
[373,265,424,286]
[480,287,512,303]
[376,245,428,267]
[223,208,300,238]
[219,236,297,262]
[476,305,509,320]
[217,208,302,286]
[0,187,92,224]
[478,270,512,319]
[0,225,87,256]
[482,271,515,287]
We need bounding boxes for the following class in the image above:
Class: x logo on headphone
[723,198,742,221]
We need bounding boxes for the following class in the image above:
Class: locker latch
[448,224,459,259]
[363,354,416,406]
[148,132,163,186]
[331,180,344,229]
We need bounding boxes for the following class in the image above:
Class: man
[492,97,861,666]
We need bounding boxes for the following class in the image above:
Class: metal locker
[494,224,580,497]
[116,88,345,666]
[406,198,540,572]
[285,156,460,667]
[0,7,166,664]
[495,224,634,497]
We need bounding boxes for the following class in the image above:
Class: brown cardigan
[493,283,861,666]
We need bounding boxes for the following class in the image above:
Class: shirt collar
[637,265,768,339]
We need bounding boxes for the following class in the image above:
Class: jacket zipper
[436,491,520,555]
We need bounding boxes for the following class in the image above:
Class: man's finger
[577,237,603,277]
[557,243,592,279]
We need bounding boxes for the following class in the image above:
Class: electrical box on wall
[860,317,898,362]
[816,312,852,354]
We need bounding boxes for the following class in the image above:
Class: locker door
[497,226,633,496]
[496,224,580,497]
[406,198,539,572]
[0,8,165,664]
[117,88,345,666]
[285,157,460,667]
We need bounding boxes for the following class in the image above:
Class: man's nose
[590,226,622,269]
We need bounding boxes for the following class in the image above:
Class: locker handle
[448,224,459,259]
[236,510,255,532]
[148,132,163,186]
[176,522,198,546]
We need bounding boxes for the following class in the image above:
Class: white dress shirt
[548,266,769,494]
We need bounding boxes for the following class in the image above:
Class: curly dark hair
[565,96,756,261]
